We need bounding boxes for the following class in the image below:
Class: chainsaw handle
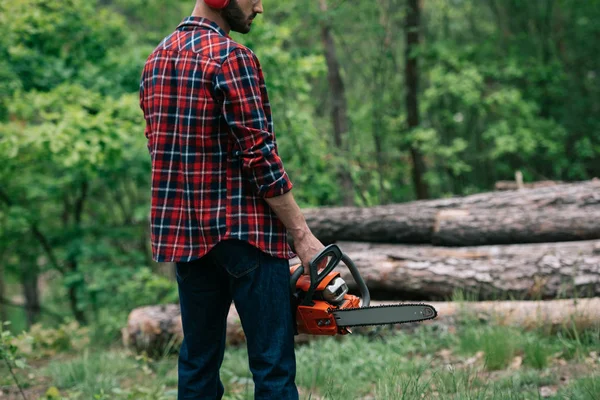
[341,253,370,307]
[290,244,342,300]
[290,244,370,307]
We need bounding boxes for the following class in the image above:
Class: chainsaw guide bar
[332,303,438,328]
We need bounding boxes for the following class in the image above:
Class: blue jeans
[175,239,299,400]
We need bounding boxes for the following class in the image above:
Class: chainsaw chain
[329,303,438,328]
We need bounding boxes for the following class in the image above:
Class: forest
[0,0,599,399]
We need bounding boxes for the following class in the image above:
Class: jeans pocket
[212,239,260,278]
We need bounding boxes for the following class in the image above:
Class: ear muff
[204,0,230,9]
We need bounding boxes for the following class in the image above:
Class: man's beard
[222,0,255,34]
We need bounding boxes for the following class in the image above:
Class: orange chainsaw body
[290,264,360,336]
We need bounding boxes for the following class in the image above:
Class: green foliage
[0,0,128,94]
[0,81,151,331]
[0,321,30,392]
[85,267,178,344]
[45,386,62,399]
[234,18,339,206]
[13,320,90,359]
[4,84,145,175]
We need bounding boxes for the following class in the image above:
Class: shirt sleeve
[214,47,293,198]
[139,70,152,155]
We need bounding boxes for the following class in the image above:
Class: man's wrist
[289,225,311,241]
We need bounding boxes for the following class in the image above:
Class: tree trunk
[293,239,600,301]
[319,0,354,206]
[0,256,6,322]
[302,179,600,246]
[405,0,429,200]
[21,268,41,328]
[372,0,398,205]
[123,297,600,353]
[64,179,89,325]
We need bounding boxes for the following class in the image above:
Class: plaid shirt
[139,16,295,262]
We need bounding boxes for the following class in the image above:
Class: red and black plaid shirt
[139,16,295,262]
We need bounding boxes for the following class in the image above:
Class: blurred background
[1,0,599,345]
[1,1,600,398]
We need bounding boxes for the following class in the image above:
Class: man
[139,0,325,399]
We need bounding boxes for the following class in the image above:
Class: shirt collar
[177,16,230,39]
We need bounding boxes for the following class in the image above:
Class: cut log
[494,180,562,191]
[301,179,600,246]
[121,303,319,356]
[289,240,600,300]
[421,297,600,334]
[122,298,600,354]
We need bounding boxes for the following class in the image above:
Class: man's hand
[263,191,326,275]
[293,231,326,275]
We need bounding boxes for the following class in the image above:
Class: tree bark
[122,298,600,354]
[0,254,6,322]
[302,179,600,246]
[405,0,429,200]
[294,240,600,301]
[319,0,354,206]
[64,179,89,325]
[20,268,41,327]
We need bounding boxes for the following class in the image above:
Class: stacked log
[299,240,600,300]
[301,180,600,246]
[124,180,600,353]
[122,298,600,354]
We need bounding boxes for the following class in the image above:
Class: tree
[318,0,355,206]
[405,0,429,199]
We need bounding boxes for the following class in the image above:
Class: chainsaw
[290,244,437,336]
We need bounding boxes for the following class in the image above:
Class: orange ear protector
[204,0,230,9]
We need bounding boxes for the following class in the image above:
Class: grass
[40,348,178,399]
[557,374,600,400]
[1,313,598,400]
[522,333,553,369]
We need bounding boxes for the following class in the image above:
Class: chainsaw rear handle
[290,244,370,307]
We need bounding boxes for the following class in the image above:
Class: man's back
[140,3,326,398]
[140,16,295,263]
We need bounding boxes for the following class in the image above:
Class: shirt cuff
[258,170,294,198]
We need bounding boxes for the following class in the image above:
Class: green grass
[44,350,136,396]
[456,324,518,370]
[41,348,176,399]
[1,316,598,400]
[557,373,600,400]
[522,333,553,369]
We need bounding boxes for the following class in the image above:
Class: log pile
[124,179,600,353]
